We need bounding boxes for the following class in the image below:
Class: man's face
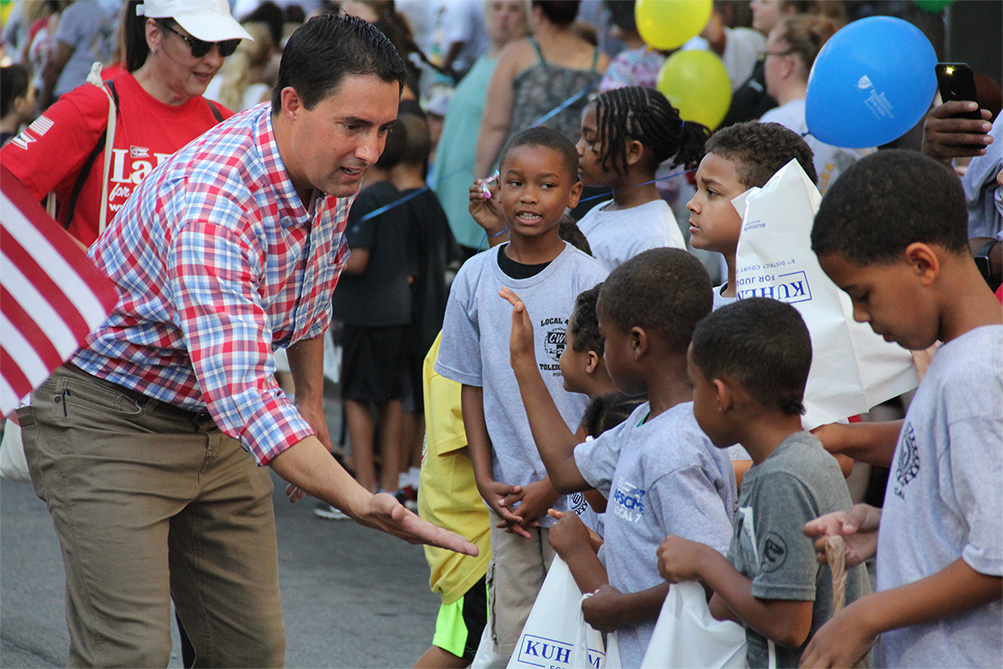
[818,251,938,351]
[281,74,400,199]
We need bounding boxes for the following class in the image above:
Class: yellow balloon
[636,0,713,50]
[656,50,732,130]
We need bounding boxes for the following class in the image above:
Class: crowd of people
[0,0,1000,667]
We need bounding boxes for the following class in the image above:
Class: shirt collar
[256,106,312,229]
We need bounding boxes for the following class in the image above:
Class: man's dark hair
[592,86,709,175]
[705,121,817,187]
[498,126,579,183]
[397,112,430,167]
[582,391,646,438]
[691,297,811,416]
[812,150,969,264]
[570,284,603,354]
[272,14,407,112]
[598,248,712,355]
[532,0,581,26]
[0,64,30,118]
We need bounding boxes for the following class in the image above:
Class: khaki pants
[19,365,285,667]
[486,510,556,659]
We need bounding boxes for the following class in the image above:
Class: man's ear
[280,87,302,122]
[904,242,941,287]
[567,180,583,209]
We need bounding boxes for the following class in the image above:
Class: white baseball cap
[137,0,253,43]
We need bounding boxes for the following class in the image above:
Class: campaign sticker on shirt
[761,531,788,572]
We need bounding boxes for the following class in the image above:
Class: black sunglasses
[159,22,240,58]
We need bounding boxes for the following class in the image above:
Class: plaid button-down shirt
[73,103,351,465]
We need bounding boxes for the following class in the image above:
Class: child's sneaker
[313,502,350,520]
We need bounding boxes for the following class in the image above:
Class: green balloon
[915,0,955,12]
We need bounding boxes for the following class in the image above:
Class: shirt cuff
[238,396,316,466]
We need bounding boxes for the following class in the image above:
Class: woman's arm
[474,41,525,177]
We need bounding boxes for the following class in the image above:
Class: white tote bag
[507,556,606,669]
[0,417,31,482]
[639,580,747,668]
[733,160,918,430]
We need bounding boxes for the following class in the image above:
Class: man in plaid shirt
[17,14,476,667]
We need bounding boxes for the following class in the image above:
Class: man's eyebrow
[337,116,396,128]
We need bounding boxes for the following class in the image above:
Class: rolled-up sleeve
[169,218,315,465]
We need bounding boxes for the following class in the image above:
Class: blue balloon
[806,17,937,149]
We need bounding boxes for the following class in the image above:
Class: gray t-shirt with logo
[729,431,870,668]
[435,242,607,525]
[575,402,738,667]
[873,325,1003,668]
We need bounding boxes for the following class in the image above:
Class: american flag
[0,165,118,417]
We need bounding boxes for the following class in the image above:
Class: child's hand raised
[469,174,504,238]
[802,503,881,568]
[499,286,537,368]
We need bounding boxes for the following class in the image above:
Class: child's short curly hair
[691,297,811,416]
[569,284,603,354]
[499,127,579,183]
[597,248,712,355]
[812,150,968,265]
[581,391,646,438]
[705,121,817,188]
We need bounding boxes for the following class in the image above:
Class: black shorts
[340,324,408,404]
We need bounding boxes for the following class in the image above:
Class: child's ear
[630,326,648,360]
[712,378,733,412]
[566,180,583,209]
[903,242,941,287]
[585,350,601,375]
[624,139,645,168]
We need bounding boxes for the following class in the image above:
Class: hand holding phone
[922,63,992,162]
[935,63,981,120]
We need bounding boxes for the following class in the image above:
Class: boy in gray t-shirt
[802,151,1002,667]
[503,248,738,666]
[435,128,607,659]
[658,298,869,668]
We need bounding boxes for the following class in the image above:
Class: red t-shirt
[1,73,232,246]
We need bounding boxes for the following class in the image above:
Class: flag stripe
[0,284,65,369]
[0,165,118,416]
[0,345,32,402]
[0,313,51,388]
[0,254,80,360]
[0,199,110,329]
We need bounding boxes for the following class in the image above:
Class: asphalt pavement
[0,388,442,668]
